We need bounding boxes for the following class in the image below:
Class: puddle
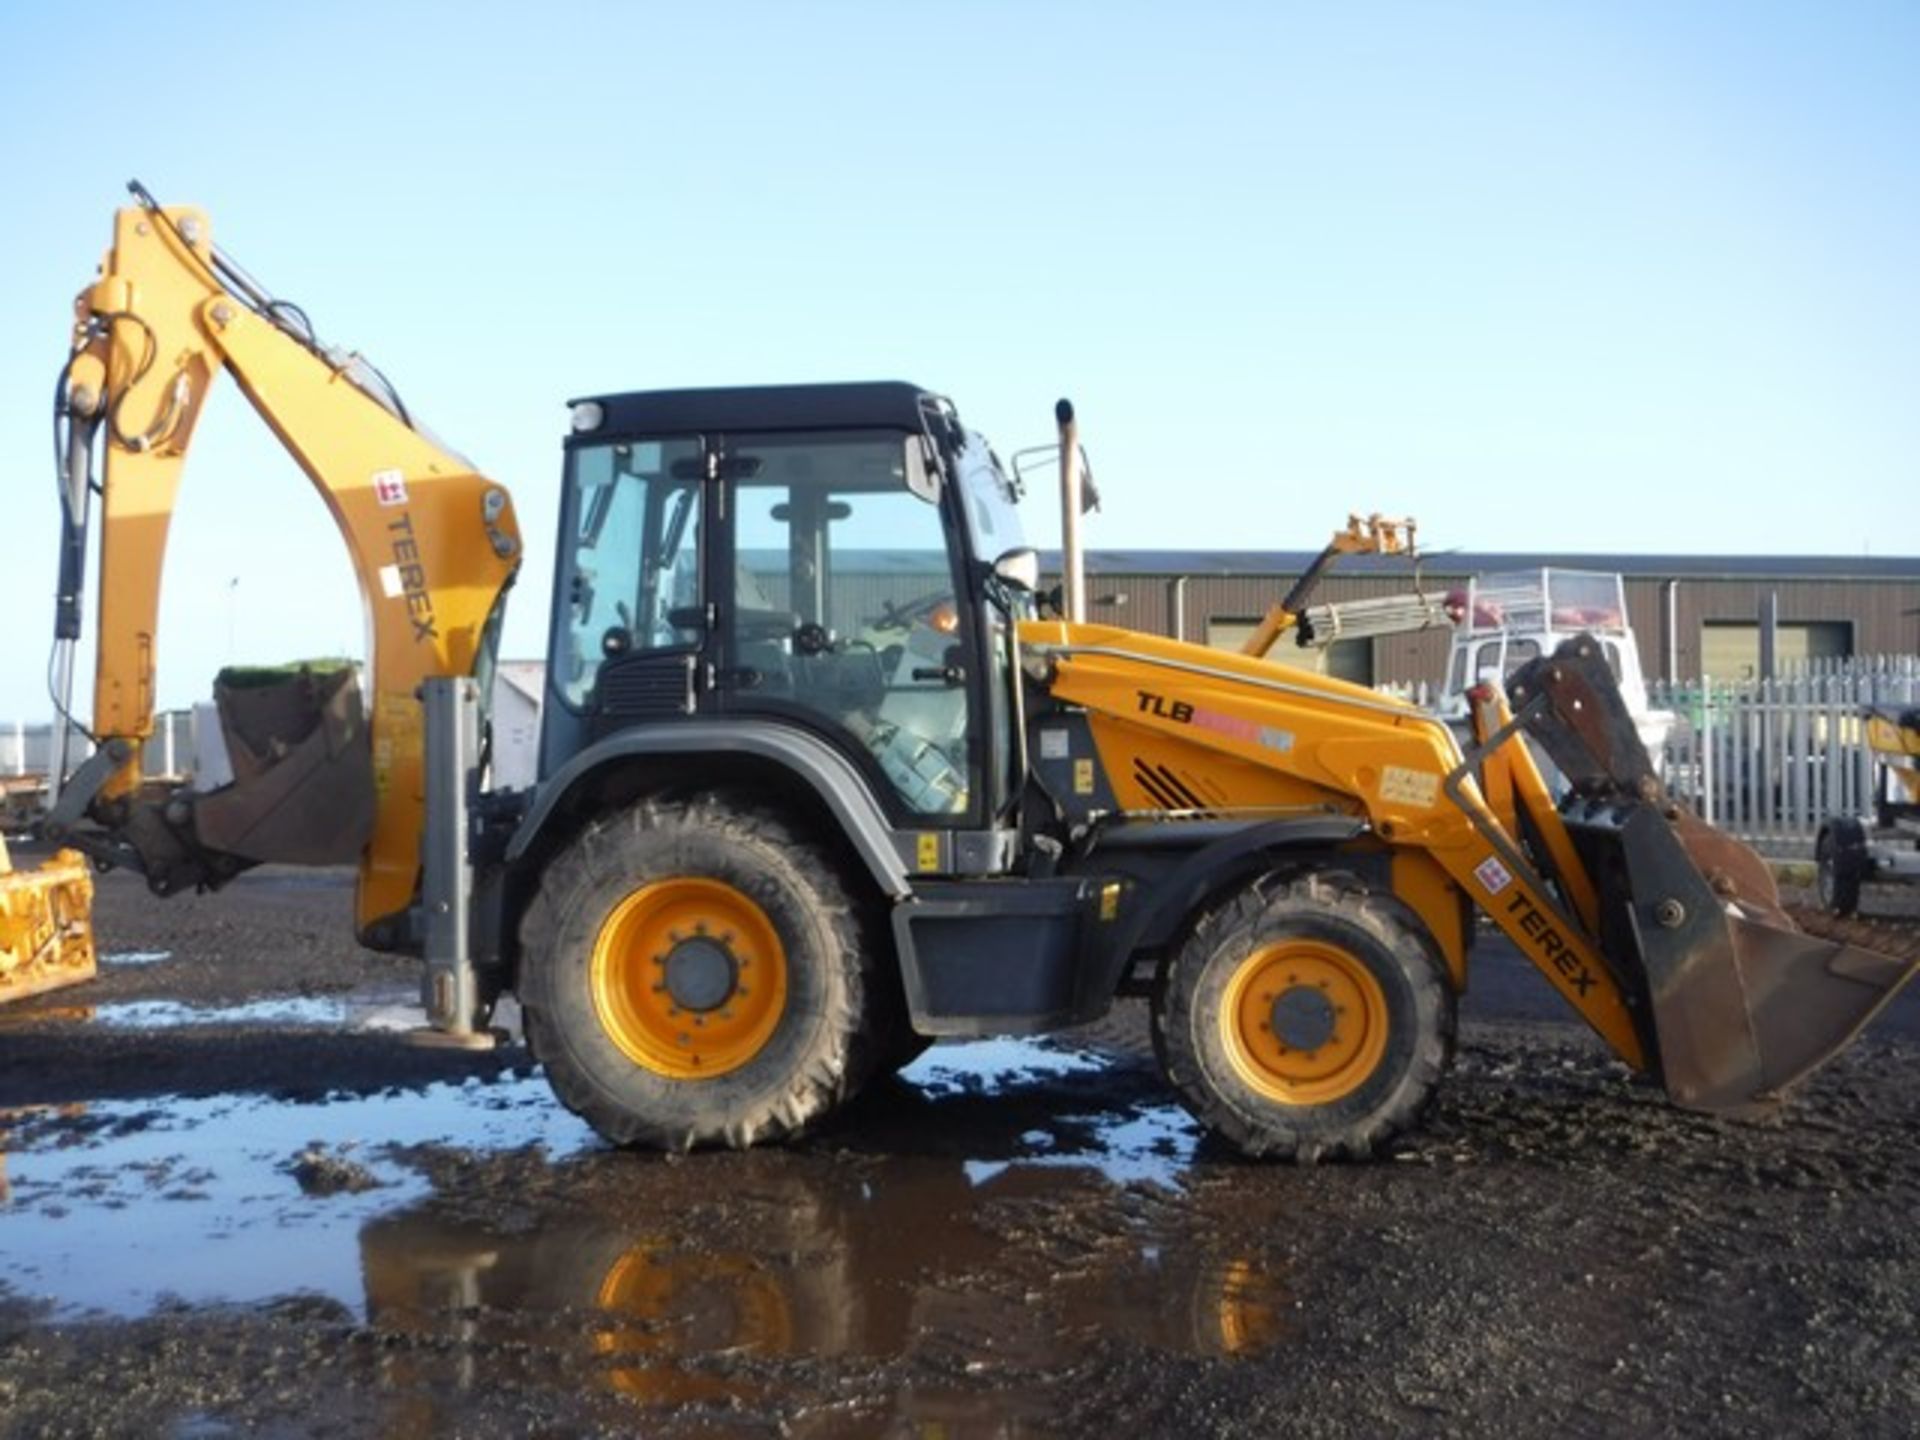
[0,1033,1257,1433]
[903,1037,1108,1089]
[0,1077,591,1317]
[902,1039,1200,1188]
[74,987,428,1033]
[93,997,353,1029]
[353,1157,1292,1426]
[101,950,174,967]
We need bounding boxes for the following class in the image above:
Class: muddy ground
[1,860,1917,1439]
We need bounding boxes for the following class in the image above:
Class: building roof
[1063,550,1918,581]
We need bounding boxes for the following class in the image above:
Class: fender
[1071,812,1370,1007]
[506,719,913,899]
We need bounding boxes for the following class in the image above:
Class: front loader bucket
[0,840,97,1005]
[1509,638,1919,1113]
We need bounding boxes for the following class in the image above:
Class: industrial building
[1055,550,1920,687]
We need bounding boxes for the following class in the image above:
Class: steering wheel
[868,591,956,635]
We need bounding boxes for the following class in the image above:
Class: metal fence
[2,712,195,782]
[1652,656,1920,851]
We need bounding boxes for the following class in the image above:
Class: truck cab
[530,383,1032,879]
[1436,568,1675,759]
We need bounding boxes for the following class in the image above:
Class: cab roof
[570,382,948,440]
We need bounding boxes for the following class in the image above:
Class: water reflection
[358,1151,1290,1430]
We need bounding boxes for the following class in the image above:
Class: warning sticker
[1073,758,1096,795]
[1379,765,1440,808]
[1474,856,1513,896]
[372,468,409,507]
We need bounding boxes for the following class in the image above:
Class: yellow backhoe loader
[25,184,1916,1158]
[0,839,94,1005]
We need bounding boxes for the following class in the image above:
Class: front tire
[519,794,879,1150]
[1152,873,1454,1162]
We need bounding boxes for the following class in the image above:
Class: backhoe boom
[48,184,521,940]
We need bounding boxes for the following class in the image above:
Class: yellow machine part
[67,201,520,935]
[1865,710,1920,758]
[1024,619,1915,1113]
[1025,619,1653,1071]
[0,840,97,1005]
[1865,710,1920,806]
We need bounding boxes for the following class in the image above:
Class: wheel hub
[664,937,737,1013]
[1269,985,1338,1053]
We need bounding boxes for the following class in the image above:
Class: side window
[726,431,970,816]
[559,438,703,707]
[1501,638,1541,678]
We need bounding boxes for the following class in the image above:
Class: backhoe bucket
[0,839,96,1005]
[191,663,375,865]
[1508,639,1918,1113]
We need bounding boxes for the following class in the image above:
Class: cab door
[542,435,709,773]
[714,428,980,824]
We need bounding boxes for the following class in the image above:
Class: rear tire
[1815,819,1865,917]
[519,793,880,1150]
[1152,873,1453,1162]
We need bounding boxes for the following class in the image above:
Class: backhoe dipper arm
[52,187,521,940]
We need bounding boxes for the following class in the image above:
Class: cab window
[725,430,970,816]
[558,437,703,707]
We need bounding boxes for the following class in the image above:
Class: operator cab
[545,382,1028,839]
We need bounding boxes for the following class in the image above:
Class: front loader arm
[1024,621,1650,1068]
[53,188,521,939]
[1029,620,1914,1113]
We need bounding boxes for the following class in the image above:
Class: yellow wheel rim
[1210,1258,1286,1356]
[593,1245,794,1400]
[1220,938,1389,1105]
[590,878,787,1079]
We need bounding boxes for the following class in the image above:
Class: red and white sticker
[1474,856,1513,895]
[372,468,408,506]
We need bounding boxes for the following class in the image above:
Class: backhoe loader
[27,184,1916,1158]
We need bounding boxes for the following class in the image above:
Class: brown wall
[1057,567,1920,686]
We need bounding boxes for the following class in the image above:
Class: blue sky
[1,2,1914,717]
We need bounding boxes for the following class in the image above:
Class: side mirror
[991,547,1040,593]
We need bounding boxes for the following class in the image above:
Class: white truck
[1432,569,1675,759]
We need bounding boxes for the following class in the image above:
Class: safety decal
[372,468,409,506]
[1038,728,1071,760]
[1474,856,1513,895]
[1379,765,1439,808]
[916,833,941,872]
[1073,759,1096,795]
